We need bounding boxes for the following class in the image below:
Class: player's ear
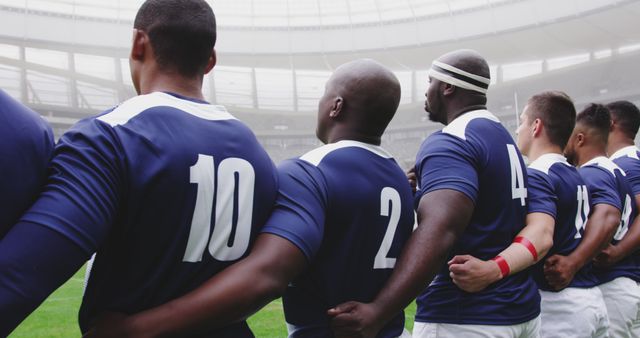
[576,132,585,147]
[532,118,542,137]
[204,49,216,75]
[130,29,146,62]
[329,97,343,118]
[442,82,455,96]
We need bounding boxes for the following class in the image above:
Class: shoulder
[441,109,501,141]
[299,140,394,167]
[96,92,236,127]
[583,156,625,178]
[528,154,571,176]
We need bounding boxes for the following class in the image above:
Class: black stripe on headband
[432,64,490,90]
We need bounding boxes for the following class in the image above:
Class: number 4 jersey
[261,140,415,338]
[19,92,278,337]
[414,110,540,326]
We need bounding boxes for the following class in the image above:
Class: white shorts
[598,277,640,338]
[539,287,609,338]
[412,316,540,338]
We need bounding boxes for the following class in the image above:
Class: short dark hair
[134,0,216,77]
[526,91,576,148]
[576,103,611,144]
[606,101,640,139]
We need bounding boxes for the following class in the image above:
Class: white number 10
[183,154,255,263]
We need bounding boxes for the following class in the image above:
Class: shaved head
[436,49,491,81]
[317,59,401,143]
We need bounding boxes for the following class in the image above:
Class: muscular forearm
[498,212,555,276]
[569,204,620,268]
[370,190,472,324]
[124,234,306,337]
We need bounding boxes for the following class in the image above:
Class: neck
[326,128,381,146]
[526,141,564,163]
[577,146,607,167]
[446,104,487,125]
[607,133,635,156]
[139,71,205,101]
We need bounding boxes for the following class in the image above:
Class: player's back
[415,110,539,325]
[22,92,277,337]
[527,154,597,290]
[580,156,640,284]
[264,141,414,338]
[0,90,54,237]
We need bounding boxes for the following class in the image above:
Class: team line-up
[1,0,639,337]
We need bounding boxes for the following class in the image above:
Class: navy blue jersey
[581,156,640,283]
[262,141,415,338]
[527,154,597,290]
[414,110,539,325]
[15,92,278,336]
[611,146,640,196]
[0,90,54,237]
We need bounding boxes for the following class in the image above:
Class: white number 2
[507,144,527,206]
[183,154,255,263]
[574,185,590,239]
[614,194,633,241]
[374,187,401,269]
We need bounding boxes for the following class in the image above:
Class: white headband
[428,60,490,94]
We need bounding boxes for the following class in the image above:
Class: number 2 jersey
[580,155,640,284]
[261,140,415,338]
[527,154,597,290]
[414,109,540,325]
[10,92,278,337]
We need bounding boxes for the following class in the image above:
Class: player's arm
[545,203,620,290]
[449,212,554,292]
[85,233,307,338]
[595,193,640,267]
[329,190,473,338]
[0,121,122,336]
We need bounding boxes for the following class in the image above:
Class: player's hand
[83,312,143,338]
[448,255,502,293]
[406,166,417,193]
[543,254,577,291]
[593,244,623,268]
[328,301,384,338]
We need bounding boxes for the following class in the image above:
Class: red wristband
[491,255,510,278]
[514,236,538,261]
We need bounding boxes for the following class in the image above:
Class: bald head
[436,49,491,81]
[317,59,401,143]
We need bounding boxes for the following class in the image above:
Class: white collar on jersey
[300,140,394,167]
[610,145,640,160]
[528,153,570,175]
[582,155,626,176]
[442,109,500,140]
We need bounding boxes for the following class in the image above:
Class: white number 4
[507,144,527,206]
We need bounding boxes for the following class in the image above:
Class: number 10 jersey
[20,92,278,337]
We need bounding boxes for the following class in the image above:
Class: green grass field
[9,267,416,337]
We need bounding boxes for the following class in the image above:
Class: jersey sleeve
[261,159,328,261]
[19,117,126,254]
[0,117,125,334]
[415,134,479,206]
[526,169,557,218]
[581,167,622,211]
